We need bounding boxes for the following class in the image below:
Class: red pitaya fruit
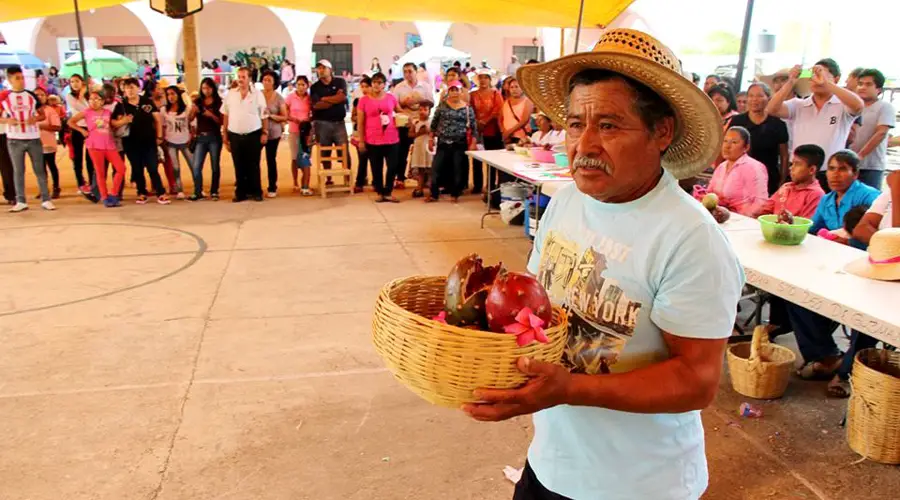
[443,254,504,328]
[485,270,552,334]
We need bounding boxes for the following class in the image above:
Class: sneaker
[176,192,186,200]
[109,195,121,207]
[253,195,264,202]
[52,188,61,199]
[136,195,148,205]
[267,191,277,198]
[85,192,99,204]
[8,202,28,213]
[156,195,171,205]
[301,188,314,197]
[394,180,406,190]
[352,186,364,194]
[78,184,91,195]
[210,193,219,201]
[41,200,56,211]
[187,194,204,202]
[5,199,15,205]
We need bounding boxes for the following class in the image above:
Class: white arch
[0,18,45,53]
[123,1,184,76]
[267,7,325,78]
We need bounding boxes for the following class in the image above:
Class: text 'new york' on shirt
[525,171,744,500]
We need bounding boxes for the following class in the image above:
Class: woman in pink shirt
[68,89,129,207]
[285,75,313,195]
[357,72,402,203]
[708,126,768,217]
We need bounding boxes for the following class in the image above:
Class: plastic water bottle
[739,402,763,418]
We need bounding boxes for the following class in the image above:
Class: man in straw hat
[463,29,744,499]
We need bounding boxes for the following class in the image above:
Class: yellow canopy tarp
[1,0,635,28]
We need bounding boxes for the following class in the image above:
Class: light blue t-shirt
[526,171,744,500]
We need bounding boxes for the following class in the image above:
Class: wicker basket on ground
[847,348,900,464]
[726,325,796,399]
[372,275,568,408]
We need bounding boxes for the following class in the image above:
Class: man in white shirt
[766,58,864,192]
[0,66,54,212]
[850,68,895,189]
[506,55,521,77]
[222,66,268,202]
[464,29,743,500]
[392,62,434,188]
[854,170,899,242]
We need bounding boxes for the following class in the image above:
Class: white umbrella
[397,45,471,66]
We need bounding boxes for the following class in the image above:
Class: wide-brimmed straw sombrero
[758,68,811,97]
[517,29,722,179]
[845,228,900,281]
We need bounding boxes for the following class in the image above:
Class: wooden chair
[314,144,353,198]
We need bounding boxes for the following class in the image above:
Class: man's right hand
[789,64,802,84]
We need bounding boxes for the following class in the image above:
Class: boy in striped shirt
[0,65,55,212]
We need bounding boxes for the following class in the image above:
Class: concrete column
[0,18,44,53]
[123,1,183,77]
[181,15,200,91]
[267,8,325,78]
[541,27,563,61]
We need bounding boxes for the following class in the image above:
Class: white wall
[33,6,152,66]
[314,17,417,75]
[449,24,541,69]
[178,1,293,62]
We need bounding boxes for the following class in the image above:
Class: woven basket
[847,348,900,464]
[726,325,796,399]
[372,275,568,408]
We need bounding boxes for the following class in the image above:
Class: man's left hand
[462,357,572,422]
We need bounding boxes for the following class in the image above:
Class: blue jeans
[786,304,843,363]
[167,143,193,193]
[7,138,49,203]
[857,169,884,190]
[192,135,222,196]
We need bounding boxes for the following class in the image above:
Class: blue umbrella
[0,48,47,70]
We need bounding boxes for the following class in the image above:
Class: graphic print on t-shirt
[537,230,643,375]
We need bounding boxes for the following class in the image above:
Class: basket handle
[749,325,773,365]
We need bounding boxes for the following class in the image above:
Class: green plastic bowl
[553,153,569,167]
[758,215,813,245]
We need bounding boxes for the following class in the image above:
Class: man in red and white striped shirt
[0,65,54,212]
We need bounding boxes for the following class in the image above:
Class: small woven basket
[372,275,568,408]
[847,348,900,464]
[726,325,796,399]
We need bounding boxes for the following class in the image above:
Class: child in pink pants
[68,89,128,207]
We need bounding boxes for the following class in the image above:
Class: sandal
[827,375,851,398]
[796,356,842,381]
[424,196,438,203]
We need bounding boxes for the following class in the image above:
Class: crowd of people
[697,58,898,398]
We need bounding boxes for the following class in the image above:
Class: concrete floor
[0,146,897,499]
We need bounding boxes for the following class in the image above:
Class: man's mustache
[572,156,612,174]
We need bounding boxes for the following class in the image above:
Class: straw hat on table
[517,28,723,179]
[845,228,900,281]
